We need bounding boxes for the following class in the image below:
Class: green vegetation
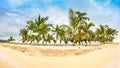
[7,36,15,42]
[0,39,7,43]
[19,9,118,45]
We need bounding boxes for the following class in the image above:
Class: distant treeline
[0,39,7,43]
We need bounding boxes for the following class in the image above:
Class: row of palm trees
[19,9,118,45]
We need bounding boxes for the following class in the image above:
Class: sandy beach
[0,0,120,68]
[0,43,120,68]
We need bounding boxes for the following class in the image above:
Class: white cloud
[86,0,120,42]
[114,34,120,43]
[89,0,97,6]
[0,11,32,40]
[27,7,69,26]
[0,23,19,39]
[6,12,19,17]
[89,0,111,7]
[44,7,69,26]
[7,0,31,8]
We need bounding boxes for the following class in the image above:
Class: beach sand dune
[0,43,120,68]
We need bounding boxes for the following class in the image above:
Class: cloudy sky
[0,0,120,42]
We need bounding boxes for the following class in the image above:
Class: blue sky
[0,0,120,42]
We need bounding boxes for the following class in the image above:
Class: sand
[0,43,120,68]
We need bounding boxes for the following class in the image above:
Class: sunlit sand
[0,43,120,68]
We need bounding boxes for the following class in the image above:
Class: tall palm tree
[59,9,89,45]
[7,36,15,42]
[41,23,53,44]
[69,9,89,45]
[81,22,95,45]
[69,9,79,44]
[28,15,53,45]
[34,15,49,45]
[20,15,53,45]
[19,28,28,43]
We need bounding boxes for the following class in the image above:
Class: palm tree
[7,36,15,42]
[26,15,53,45]
[59,9,89,45]
[72,32,88,45]
[75,11,89,23]
[41,23,53,44]
[20,15,53,45]
[81,22,95,45]
[69,9,79,45]
[35,15,49,45]
[68,9,89,45]
[19,28,28,43]
[88,30,96,44]
[96,25,109,43]
[26,21,36,34]
[28,35,37,44]
[45,33,56,44]
[52,24,65,44]
[106,27,118,43]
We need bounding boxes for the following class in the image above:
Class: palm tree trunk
[85,40,88,46]
[73,29,76,46]
[73,39,75,46]
[37,33,40,46]
[60,40,61,44]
